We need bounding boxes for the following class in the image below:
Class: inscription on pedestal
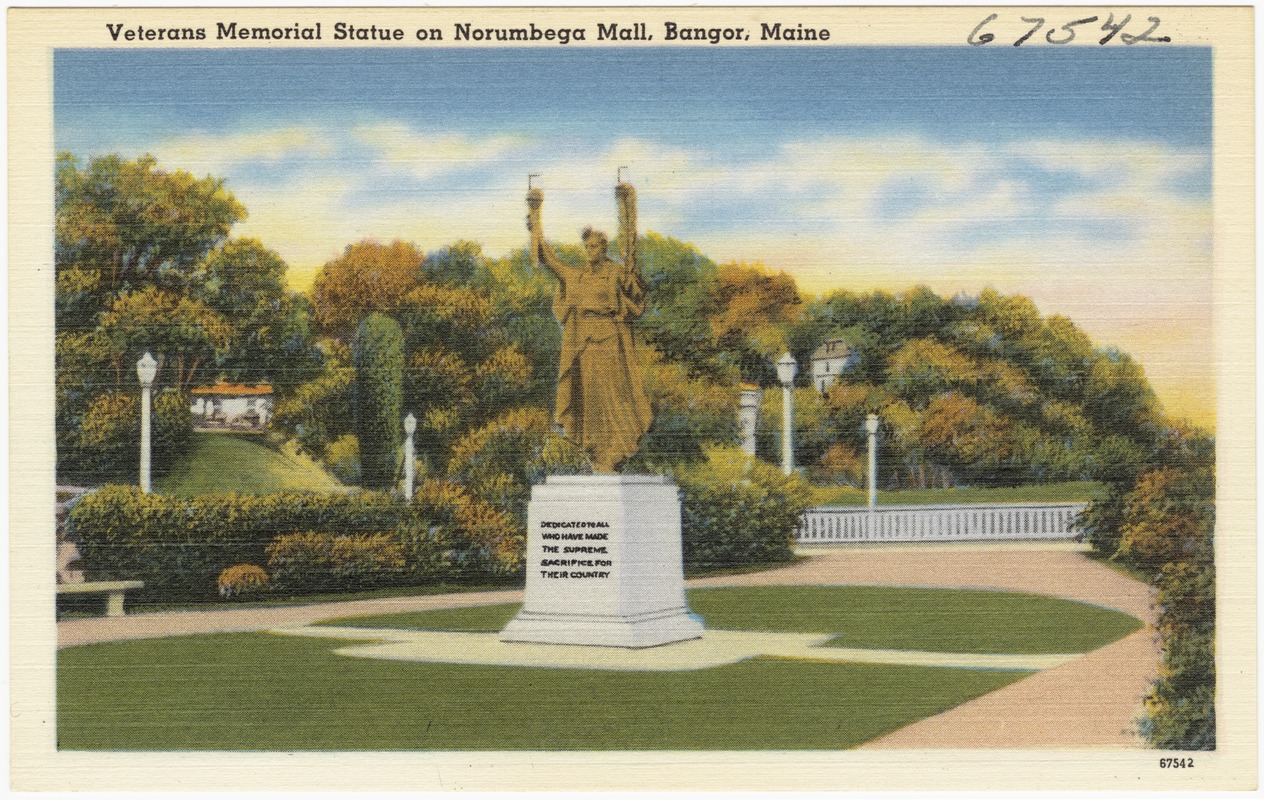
[538,523,613,579]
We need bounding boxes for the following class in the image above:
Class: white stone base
[500,474,705,649]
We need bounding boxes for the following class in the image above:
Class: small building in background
[811,339,856,392]
[191,382,273,431]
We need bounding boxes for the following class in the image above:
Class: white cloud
[351,123,532,180]
[150,127,335,173]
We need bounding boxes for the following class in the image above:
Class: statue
[527,182,652,472]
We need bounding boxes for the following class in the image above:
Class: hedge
[67,483,516,602]
[266,532,405,594]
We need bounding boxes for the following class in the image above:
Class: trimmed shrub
[325,434,362,485]
[75,391,139,484]
[217,564,269,598]
[408,479,523,575]
[675,446,812,572]
[152,388,192,475]
[354,313,404,490]
[266,532,405,593]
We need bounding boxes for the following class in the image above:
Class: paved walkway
[56,589,525,648]
[57,541,1159,747]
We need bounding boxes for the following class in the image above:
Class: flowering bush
[217,563,270,598]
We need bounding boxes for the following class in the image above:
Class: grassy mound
[155,433,345,496]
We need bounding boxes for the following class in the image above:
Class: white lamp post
[738,386,760,457]
[136,352,157,493]
[403,412,417,502]
[865,413,880,510]
[776,353,798,476]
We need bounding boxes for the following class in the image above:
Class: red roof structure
[191,382,273,396]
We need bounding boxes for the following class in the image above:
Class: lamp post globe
[136,351,157,387]
[775,352,798,387]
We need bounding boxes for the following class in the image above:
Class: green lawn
[156,433,345,496]
[322,586,1143,655]
[58,585,1144,750]
[812,480,1104,507]
[57,632,1025,751]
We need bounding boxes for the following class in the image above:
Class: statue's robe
[549,256,652,471]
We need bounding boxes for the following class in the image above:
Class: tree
[99,286,233,392]
[884,337,976,409]
[353,314,404,490]
[709,262,804,383]
[56,152,245,330]
[311,240,424,342]
[194,238,322,392]
[637,232,723,380]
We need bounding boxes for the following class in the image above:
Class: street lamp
[865,413,880,510]
[738,384,760,457]
[776,353,798,476]
[136,352,157,494]
[403,412,417,502]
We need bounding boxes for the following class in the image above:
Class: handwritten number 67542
[968,13,1171,46]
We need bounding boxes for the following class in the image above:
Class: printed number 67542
[1159,758,1195,768]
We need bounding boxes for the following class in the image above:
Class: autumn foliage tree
[310,240,425,343]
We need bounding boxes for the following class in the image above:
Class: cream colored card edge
[8,5,1256,791]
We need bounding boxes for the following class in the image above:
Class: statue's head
[582,227,609,265]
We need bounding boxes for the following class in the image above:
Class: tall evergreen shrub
[353,313,404,490]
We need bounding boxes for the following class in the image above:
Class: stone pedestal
[500,474,704,648]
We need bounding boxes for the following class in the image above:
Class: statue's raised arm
[616,182,637,276]
[526,188,573,280]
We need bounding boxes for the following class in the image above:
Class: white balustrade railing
[796,502,1088,544]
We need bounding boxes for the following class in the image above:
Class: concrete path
[271,625,1082,672]
[57,542,1159,748]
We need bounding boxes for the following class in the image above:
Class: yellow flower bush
[217,563,270,598]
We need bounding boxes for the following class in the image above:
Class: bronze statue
[527,183,652,472]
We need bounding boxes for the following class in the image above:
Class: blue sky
[55,46,1214,424]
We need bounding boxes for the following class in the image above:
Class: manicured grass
[320,586,1143,655]
[812,480,1104,507]
[57,632,1027,751]
[693,586,1141,654]
[156,433,345,496]
[321,602,522,632]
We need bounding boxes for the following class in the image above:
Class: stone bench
[56,580,144,618]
